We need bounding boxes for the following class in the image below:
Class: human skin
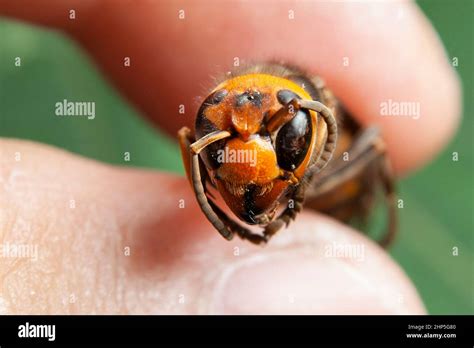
[0,0,460,314]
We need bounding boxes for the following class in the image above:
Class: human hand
[0,0,460,314]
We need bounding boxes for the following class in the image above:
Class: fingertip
[1,1,461,176]
[332,1,462,175]
[208,213,426,314]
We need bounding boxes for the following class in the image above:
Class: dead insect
[178,63,396,246]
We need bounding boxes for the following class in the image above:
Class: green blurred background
[0,1,472,314]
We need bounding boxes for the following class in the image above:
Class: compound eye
[275,108,312,171]
[195,89,229,169]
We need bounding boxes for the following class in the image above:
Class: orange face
[195,73,323,224]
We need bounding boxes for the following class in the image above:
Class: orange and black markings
[178,63,396,246]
